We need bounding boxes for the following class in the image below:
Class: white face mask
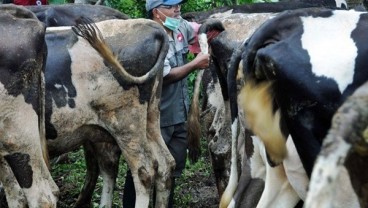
[157,9,183,31]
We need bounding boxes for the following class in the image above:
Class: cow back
[26,4,129,27]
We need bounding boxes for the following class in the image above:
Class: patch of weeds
[51,148,128,208]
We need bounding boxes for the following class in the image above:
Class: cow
[11,4,130,207]
[184,0,350,192]
[182,1,348,23]
[305,80,368,208]
[227,7,367,207]
[0,4,58,208]
[305,79,368,208]
[40,18,174,208]
[23,5,127,207]
[193,13,306,208]
[187,1,358,206]
[26,4,129,26]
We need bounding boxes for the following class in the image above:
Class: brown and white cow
[43,18,174,208]
[0,4,58,208]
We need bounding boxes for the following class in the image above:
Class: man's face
[154,4,181,21]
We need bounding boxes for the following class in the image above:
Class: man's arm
[163,52,210,85]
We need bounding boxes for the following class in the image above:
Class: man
[123,0,211,207]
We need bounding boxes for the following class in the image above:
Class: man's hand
[193,52,210,69]
[189,20,225,54]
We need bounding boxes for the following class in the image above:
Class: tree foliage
[105,0,256,18]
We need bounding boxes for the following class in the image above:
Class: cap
[146,0,186,11]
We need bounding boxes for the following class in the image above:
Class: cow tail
[39,63,50,169]
[187,32,209,163]
[219,44,243,208]
[187,70,203,164]
[72,17,168,84]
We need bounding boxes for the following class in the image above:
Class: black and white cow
[228,7,367,207]
[0,4,58,208]
[26,4,129,26]
[43,18,174,208]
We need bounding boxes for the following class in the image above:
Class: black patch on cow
[27,4,129,27]
[245,132,255,159]
[4,153,33,188]
[44,29,78,140]
[349,13,368,98]
[210,31,242,101]
[103,35,159,104]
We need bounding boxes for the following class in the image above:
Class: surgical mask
[157,9,182,31]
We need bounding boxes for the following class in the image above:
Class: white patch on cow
[54,83,63,89]
[335,0,348,8]
[250,136,267,179]
[301,10,362,93]
[46,26,72,31]
[207,81,225,112]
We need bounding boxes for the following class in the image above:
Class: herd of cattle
[1,0,368,207]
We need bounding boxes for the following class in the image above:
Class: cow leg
[95,142,121,208]
[110,106,155,208]
[0,100,58,208]
[0,156,27,208]
[146,76,175,208]
[229,135,266,208]
[283,136,309,201]
[207,100,229,197]
[74,142,99,208]
[256,137,300,208]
